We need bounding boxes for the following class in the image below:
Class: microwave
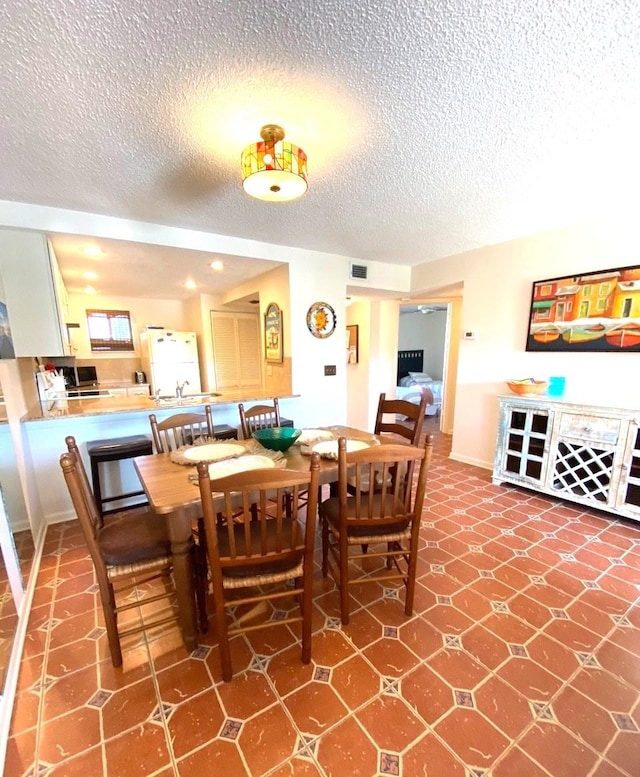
[57,364,98,387]
[76,365,98,386]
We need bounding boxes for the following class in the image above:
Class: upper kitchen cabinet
[0,229,71,357]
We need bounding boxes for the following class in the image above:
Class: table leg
[166,508,198,651]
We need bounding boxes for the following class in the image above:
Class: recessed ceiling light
[84,286,96,294]
[84,247,104,257]
[185,278,197,290]
[210,260,224,271]
[83,271,98,280]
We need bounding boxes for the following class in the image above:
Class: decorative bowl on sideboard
[506,379,549,396]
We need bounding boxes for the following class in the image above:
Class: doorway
[398,300,460,435]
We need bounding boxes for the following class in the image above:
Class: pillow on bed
[408,371,433,383]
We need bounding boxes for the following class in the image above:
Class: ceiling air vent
[349,263,369,281]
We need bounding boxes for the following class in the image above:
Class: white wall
[0,360,45,541]
[368,300,401,429]
[287,254,349,428]
[66,293,189,360]
[346,299,371,430]
[411,219,640,468]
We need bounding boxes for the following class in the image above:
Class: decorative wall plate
[306,301,336,339]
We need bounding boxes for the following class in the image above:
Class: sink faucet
[176,380,189,399]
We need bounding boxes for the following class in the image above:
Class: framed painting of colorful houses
[526,264,640,352]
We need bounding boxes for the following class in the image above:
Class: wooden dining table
[133,425,379,650]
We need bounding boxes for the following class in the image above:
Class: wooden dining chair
[239,398,308,516]
[197,453,320,682]
[148,407,220,631]
[320,434,434,625]
[374,391,429,445]
[150,406,215,453]
[60,440,189,667]
[238,398,281,439]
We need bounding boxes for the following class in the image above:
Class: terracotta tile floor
[6,418,640,776]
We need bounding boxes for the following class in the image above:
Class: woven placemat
[170,437,249,466]
[187,446,287,482]
[171,437,286,475]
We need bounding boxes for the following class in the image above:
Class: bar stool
[87,435,153,519]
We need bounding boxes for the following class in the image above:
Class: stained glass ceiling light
[241,124,308,202]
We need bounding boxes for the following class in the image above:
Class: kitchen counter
[20,389,301,525]
[17,389,334,529]
[22,391,299,422]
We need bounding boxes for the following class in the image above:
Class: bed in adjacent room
[396,349,443,416]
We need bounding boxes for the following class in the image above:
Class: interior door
[210,311,262,392]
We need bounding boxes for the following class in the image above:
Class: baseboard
[46,509,78,526]
[448,452,493,470]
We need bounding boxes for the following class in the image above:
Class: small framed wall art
[264,302,283,363]
[346,324,359,363]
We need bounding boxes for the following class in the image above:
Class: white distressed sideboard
[493,395,640,522]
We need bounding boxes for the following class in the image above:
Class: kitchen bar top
[22,391,299,422]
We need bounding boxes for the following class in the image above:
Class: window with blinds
[86,309,134,352]
[210,311,262,391]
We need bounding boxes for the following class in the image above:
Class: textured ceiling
[2,0,639,298]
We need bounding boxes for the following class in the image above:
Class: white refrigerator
[140,330,202,397]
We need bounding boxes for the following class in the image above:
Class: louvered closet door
[237,316,262,387]
[210,311,262,392]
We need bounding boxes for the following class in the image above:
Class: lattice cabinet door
[617,421,640,518]
[547,412,622,508]
[494,403,552,487]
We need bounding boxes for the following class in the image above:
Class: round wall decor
[306,301,336,338]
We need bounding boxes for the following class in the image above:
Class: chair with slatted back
[197,453,320,681]
[149,406,219,631]
[320,434,433,625]
[60,440,185,667]
[239,398,306,516]
[238,398,282,439]
[150,406,215,453]
[374,391,429,444]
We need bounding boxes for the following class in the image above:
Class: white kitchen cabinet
[104,385,149,397]
[493,396,640,522]
[0,230,70,356]
[126,385,150,396]
[618,423,640,516]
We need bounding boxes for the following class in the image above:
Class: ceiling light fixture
[210,260,224,271]
[241,124,308,202]
[185,279,197,290]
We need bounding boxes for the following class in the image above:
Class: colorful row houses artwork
[526,264,640,352]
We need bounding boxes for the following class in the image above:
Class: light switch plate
[324,365,336,376]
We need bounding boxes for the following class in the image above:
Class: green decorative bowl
[252,427,302,452]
